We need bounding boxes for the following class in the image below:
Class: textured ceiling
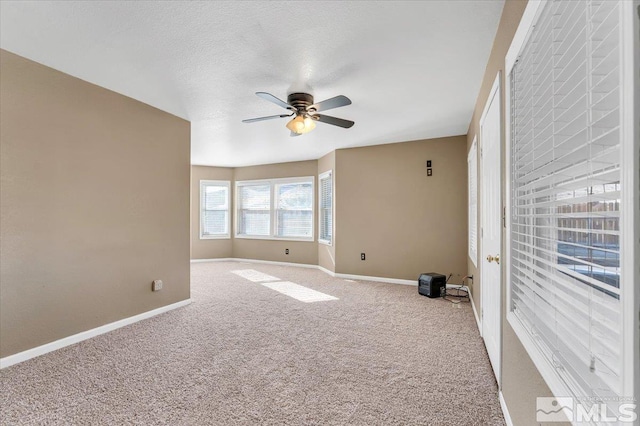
[0,1,504,167]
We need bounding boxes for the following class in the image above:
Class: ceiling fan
[242,92,354,136]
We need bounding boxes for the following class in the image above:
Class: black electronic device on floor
[418,273,447,298]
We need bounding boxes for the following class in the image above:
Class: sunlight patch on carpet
[231,269,280,282]
[260,281,338,303]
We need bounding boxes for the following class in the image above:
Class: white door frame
[479,72,502,386]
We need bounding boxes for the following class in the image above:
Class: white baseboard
[499,391,513,426]
[232,258,319,269]
[190,258,233,263]
[334,272,416,286]
[192,257,319,270]
[470,290,482,335]
[0,299,191,369]
[317,265,336,277]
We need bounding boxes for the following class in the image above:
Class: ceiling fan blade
[309,95,351,112]
[313,114,354,129]
[242,114,292,123]
[290,131,301,137]
[255,92,291,110]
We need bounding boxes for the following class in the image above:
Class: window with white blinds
[319,171,332,244]
[508,0,625,407]
[275,181,313,238]
[468,140,478,266]
[237,183,271,236]
[236,177,314,240]
[200,180,230,239]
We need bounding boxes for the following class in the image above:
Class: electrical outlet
[285,248,289,255]
[361,253,366,261]
[152,280,163,292]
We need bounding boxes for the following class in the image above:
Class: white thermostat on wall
[152,280,163,292]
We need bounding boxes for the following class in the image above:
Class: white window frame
[235,176,315,242]
[504,0,639,407]
[318,170,333,246]
[199,180,231,239]
[467,137,478,266]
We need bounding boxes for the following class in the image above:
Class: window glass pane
[240,185,270,209]
[240,210,270,236]
[203,211,228,235]
[319,173,332,242]
[275,182,312,238]
[277,210,313,237]
[557,183,620,290]
[204,186,228,210]
[238,184,271,236]
[201,182,229,237]
[468,142,478,264]
[277,183,312,209]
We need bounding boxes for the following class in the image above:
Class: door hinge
[503,206,506,228]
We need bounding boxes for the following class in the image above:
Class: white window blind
[237,184,271,236]
[200,180,230,239]
[275,181,313,238]
[319,171,332,244]
[468,140,478,266]
[236,177,314,240]
[509,0,623,406]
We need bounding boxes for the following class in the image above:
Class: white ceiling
[0,1,504,167]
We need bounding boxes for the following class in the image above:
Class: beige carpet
[0,261,504,425]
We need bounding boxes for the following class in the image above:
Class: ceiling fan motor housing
[287,93,314,113]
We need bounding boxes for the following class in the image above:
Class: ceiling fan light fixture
[303,116,316,131]
[244,91,353,133]
[286,115,316,134]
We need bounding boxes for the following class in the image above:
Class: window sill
[507,312,574,400]
[200,235,231,240]
[234,235,314,243]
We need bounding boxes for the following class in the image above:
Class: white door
[480,74,502,384]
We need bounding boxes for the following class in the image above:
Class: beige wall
[191,166,233,259]
[317,151,336,272]
[465,1,562,425]
[232,160,318,265]
[0,50,191,358]
[335,136,468,281]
